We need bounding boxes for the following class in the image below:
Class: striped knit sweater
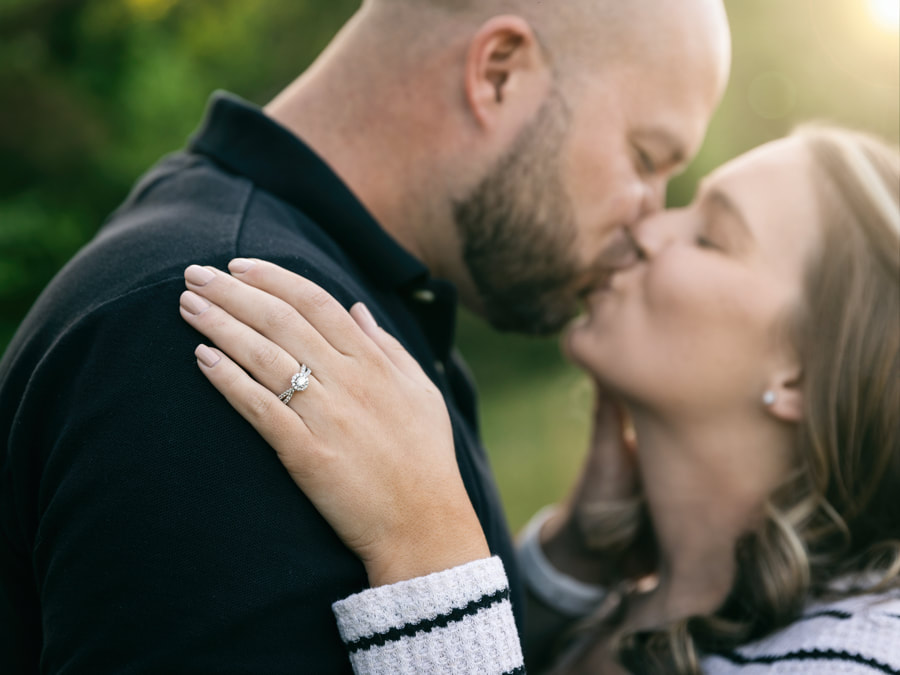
[332,557,900,674]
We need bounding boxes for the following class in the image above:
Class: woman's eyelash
[637,147,656,173]
[695,220,721,250]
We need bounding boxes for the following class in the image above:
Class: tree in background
[0,0,358,346]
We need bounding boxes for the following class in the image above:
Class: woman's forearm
[332,557,524,675]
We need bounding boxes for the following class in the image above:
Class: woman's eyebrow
[703,186,754,242]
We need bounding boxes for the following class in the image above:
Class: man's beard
[453,91,583,336]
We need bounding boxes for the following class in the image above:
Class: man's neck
[262,12,464,283]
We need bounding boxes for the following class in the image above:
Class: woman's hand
[522,389,655,668]
[178,259,490,586]
[540,387,656,586]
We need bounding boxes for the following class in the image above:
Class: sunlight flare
[868,0,900,32]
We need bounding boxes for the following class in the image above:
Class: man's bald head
[366,0,730,92]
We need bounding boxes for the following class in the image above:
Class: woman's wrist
[365,542,492,588]
[364,508,491,587]
[540,505,619,586]
[518,506,610,617]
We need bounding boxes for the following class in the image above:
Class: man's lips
[576,230,640,299]
[601,228,641,269]
[585,271,614,296]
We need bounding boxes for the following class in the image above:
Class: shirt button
[412,289,436,304]
[435,361,446,375]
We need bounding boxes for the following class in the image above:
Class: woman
[178,126,899,674]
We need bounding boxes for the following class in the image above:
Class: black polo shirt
[0,92,522,674]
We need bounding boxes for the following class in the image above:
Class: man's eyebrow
[633,128,687,165]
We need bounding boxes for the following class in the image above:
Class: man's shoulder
[0,150,375,436]
[93,149,353,302]
[8,151,356,349]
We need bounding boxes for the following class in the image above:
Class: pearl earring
[762,391,777,407]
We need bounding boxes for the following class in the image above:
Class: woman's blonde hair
[580,126,900,674]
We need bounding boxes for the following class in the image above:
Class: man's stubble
[453,90,585,336]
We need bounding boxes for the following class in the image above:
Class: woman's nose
[630,211,678,258]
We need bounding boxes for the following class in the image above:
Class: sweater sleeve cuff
[332,556,524,674]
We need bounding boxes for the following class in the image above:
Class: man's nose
[639,178,667,218]
[618,180,662,229]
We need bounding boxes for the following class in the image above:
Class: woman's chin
[561,314,628,390]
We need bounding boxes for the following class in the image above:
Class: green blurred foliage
[1,0,897,529]
[0,0,359,340]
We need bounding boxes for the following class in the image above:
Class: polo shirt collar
[188,91,429,293]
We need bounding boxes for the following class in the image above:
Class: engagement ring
[279,365,311,405]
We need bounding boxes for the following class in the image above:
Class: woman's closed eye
[696,234,721,250]
[635,145,658,174]
[695,221,724,250]
[690,215,725,251]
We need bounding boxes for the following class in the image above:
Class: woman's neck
[620,406,791,630]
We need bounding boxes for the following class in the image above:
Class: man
[0,0,730,671]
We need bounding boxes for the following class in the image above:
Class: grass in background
[456,310,592,532]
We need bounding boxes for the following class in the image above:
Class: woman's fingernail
[229,258,255,274]
[195,344,221,368]
[351,302,378,330]
[185,265,215,286]
[181,291,210,315]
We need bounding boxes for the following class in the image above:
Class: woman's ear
[463,15,551,128]
[763,368,804,423]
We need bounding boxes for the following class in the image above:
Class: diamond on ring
[279,365,312,405]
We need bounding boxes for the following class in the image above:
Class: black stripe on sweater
[347,587,510,654]
[801,609,852,621]
[712,648,900,674]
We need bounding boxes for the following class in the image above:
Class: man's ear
[464,15,551,128]
[764,368,804,423]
